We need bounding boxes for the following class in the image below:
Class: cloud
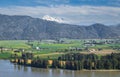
[34,0,70,6]
[0,5,120,25]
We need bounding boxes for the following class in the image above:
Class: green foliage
[31,59,48,68]
[58,53,120,70]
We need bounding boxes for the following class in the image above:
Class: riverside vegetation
[0,39,120,70]
[15,53,120,70]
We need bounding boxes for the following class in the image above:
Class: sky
[0,0,120,25]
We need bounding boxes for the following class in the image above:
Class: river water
[0,60,120,77]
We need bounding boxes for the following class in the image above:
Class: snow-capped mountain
[42,15,64,23]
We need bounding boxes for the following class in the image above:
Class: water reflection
[0,60,120,77]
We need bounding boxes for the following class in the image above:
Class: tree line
[15,52,120,70]
[58,53,120,70]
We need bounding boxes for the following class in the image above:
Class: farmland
[0,39,120,59]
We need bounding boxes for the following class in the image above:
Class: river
[0,60,120,77]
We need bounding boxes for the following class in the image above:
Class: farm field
[0,39,120,59]
[0,40,30,49]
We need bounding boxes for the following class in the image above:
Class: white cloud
[0,5,120,25]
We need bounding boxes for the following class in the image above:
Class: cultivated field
[0,39,120,59]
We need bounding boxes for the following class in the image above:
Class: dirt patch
[80,49,119,55]
[35,52,64,57]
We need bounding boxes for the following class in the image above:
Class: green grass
[31,41,84,51]
[0,40,30,49]
[0,52,12,59]
[91,44,111,49]
[33,51,54,55]
[91,44,120,50]
[35,53,63,60]
[0,51,22,59]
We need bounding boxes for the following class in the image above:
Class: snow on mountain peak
[42,15,64,23]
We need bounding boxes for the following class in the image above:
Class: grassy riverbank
[0,52,12,59]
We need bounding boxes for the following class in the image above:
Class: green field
[0,39,120,59]
[0,40,30,49]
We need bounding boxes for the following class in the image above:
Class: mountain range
[0,14,120,40]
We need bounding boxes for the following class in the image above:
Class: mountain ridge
[0,14,119,40]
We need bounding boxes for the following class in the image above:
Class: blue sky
[0,0,120,25]
[0,0,120,7]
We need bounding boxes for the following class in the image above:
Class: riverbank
[81,69,120,72]
[0,52,12,59]
[1,60,120,77]
[10,58,120,71]
[4,59,120,72]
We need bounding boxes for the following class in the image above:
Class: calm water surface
[0,60,120,77]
